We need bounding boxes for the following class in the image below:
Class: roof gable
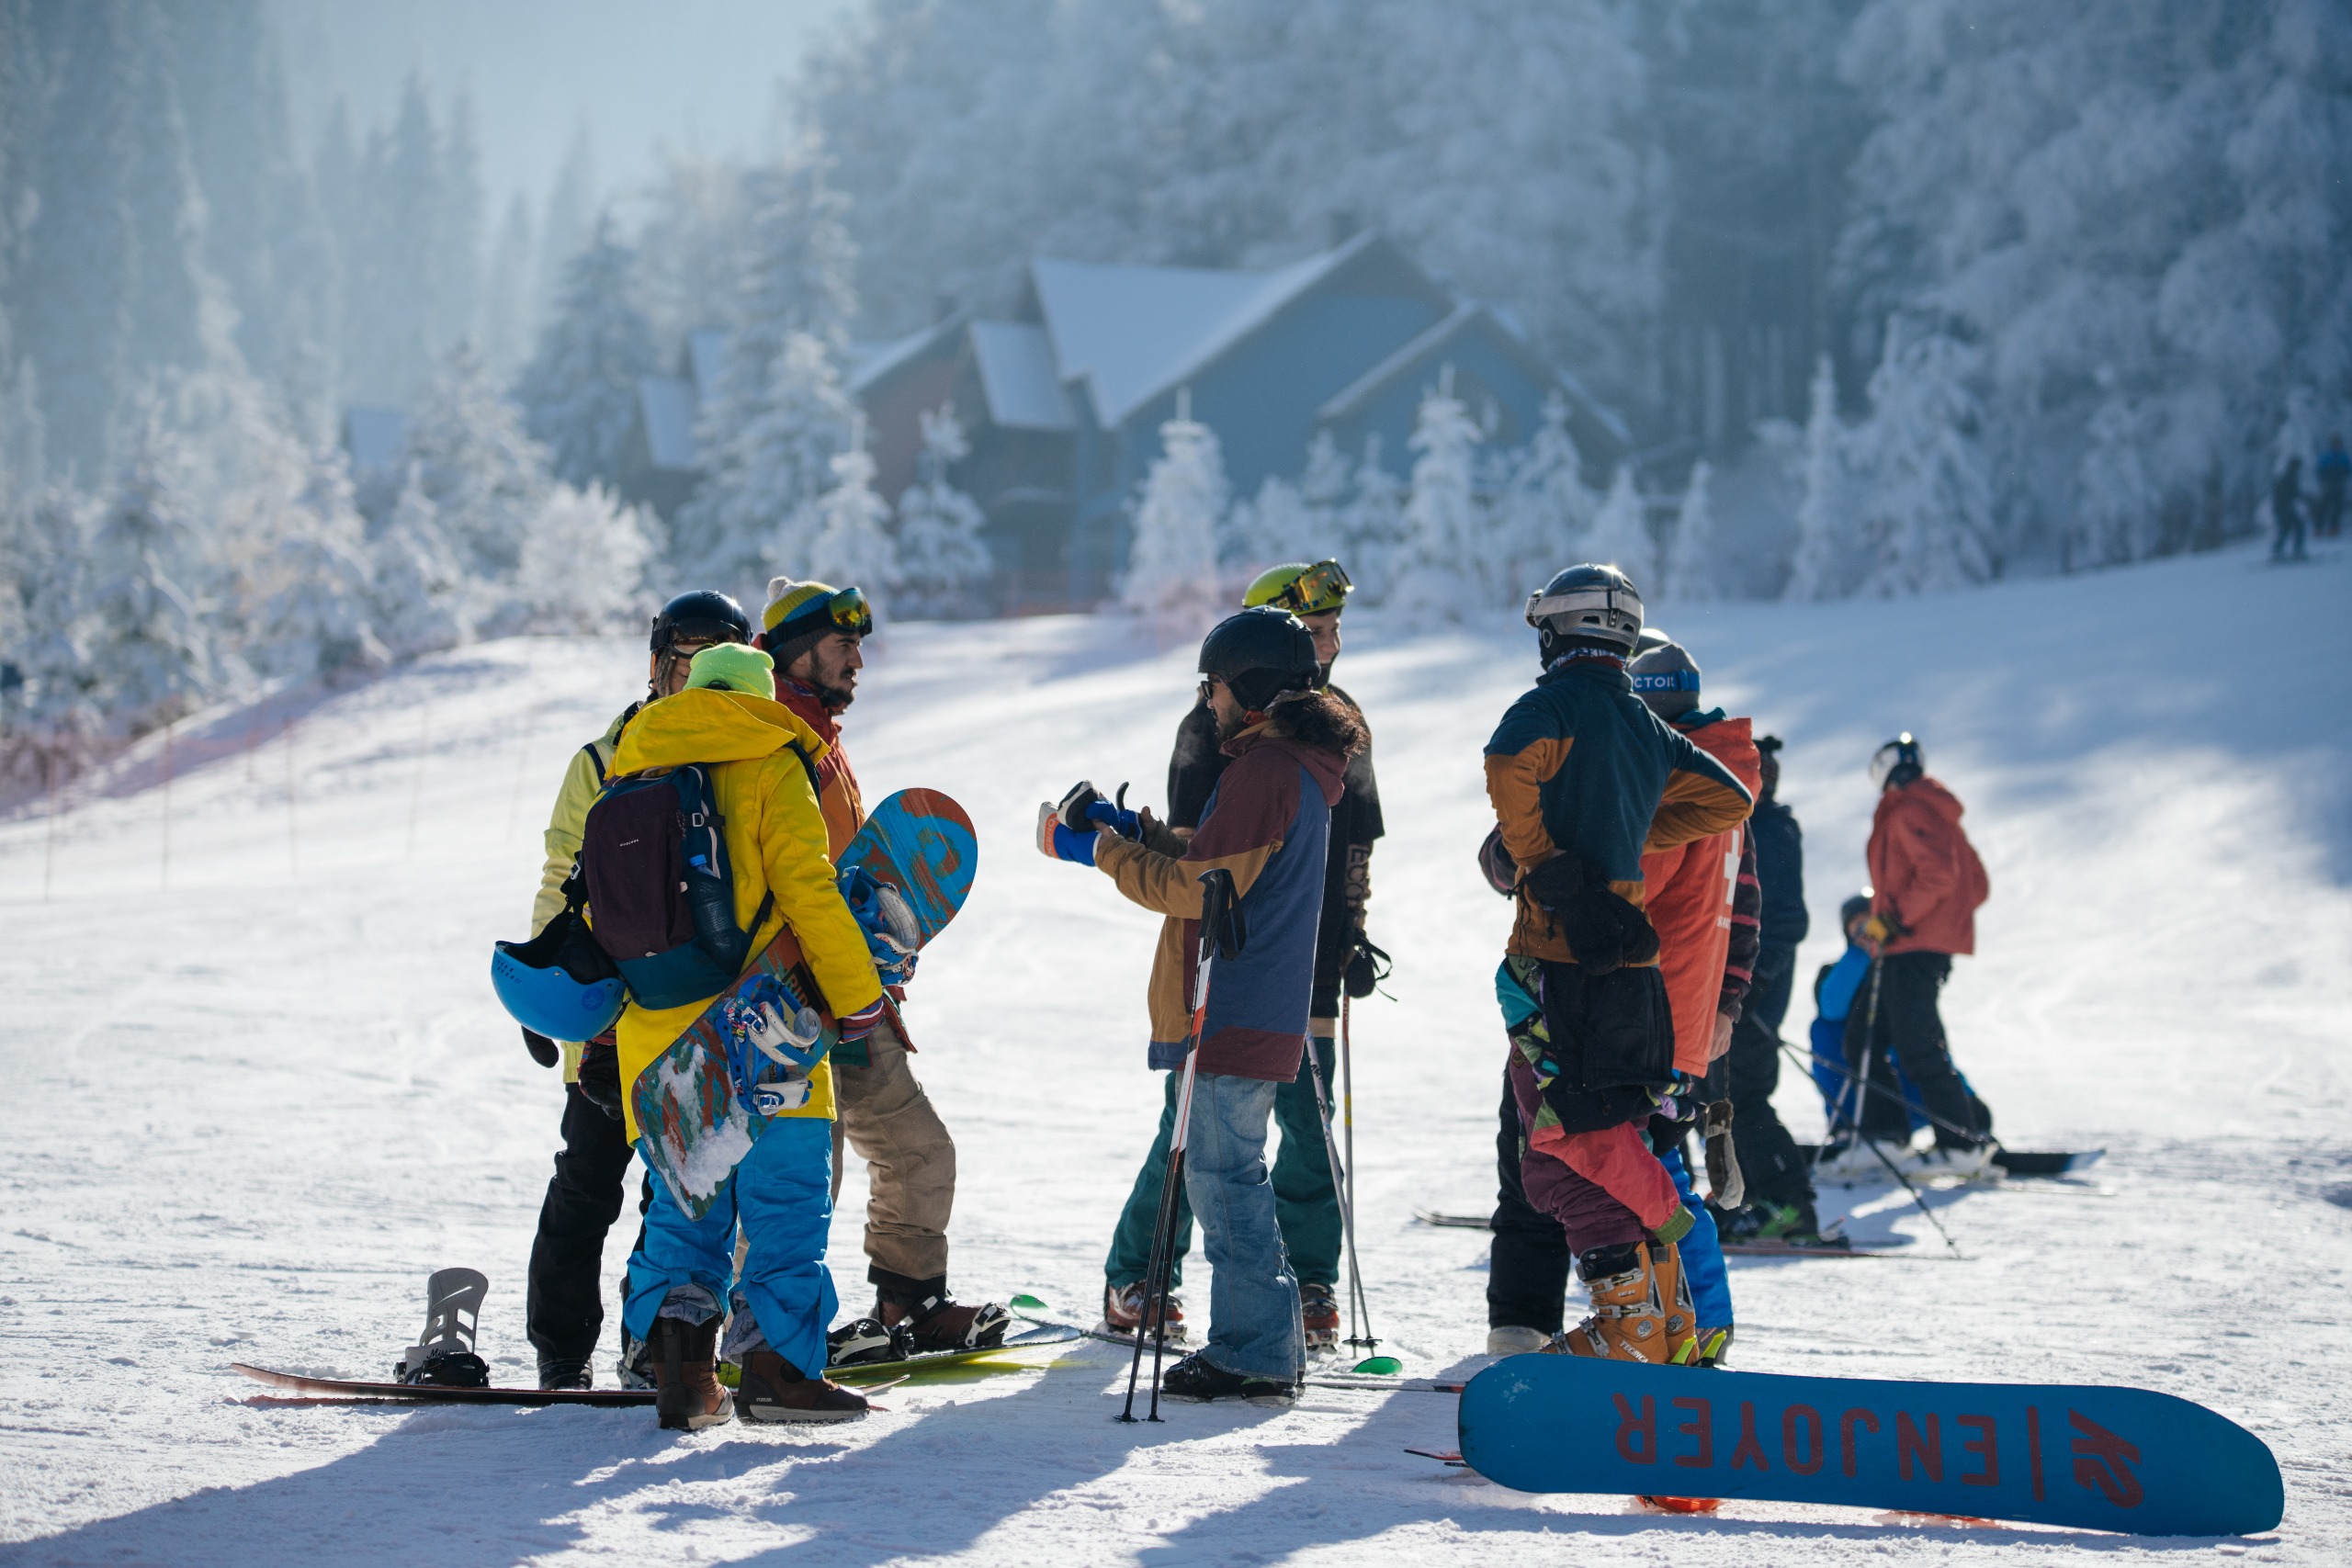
[968,321,1076,432]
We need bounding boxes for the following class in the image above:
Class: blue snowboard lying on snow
[1458,1355,2281,1537]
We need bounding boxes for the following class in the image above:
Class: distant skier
[606,640,890,1428]
[1481,567,1751,1365]
[1041,607,1363,1403]
[1838,733,1994,1177]
[2315,434,2348,539]
[520,589,752,1392]
[1721,733,1821,1241]
[1807,892,1879,1125]
[2271,457,2309,562]
[1124,559,1383,1351]
[758,579,1010,1362]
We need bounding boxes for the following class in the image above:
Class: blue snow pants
[624,1116,837,1380]
[1655,1141,1732,1328]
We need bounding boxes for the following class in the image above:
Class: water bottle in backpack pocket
[579,763,774,1010]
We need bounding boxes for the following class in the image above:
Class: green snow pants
[1104,1035,1341,1290]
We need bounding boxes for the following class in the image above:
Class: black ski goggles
[1267,559,1351,616]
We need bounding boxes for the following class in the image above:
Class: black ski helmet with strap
[1525,563,1644,664]
[1199,606,1320,714]
[650,590,752,654]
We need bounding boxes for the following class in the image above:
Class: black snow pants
[1487,1069,1573,1334]
[1726,943,1814,1208]
[1843,952,1989,1149]
[526,1083,641,1364]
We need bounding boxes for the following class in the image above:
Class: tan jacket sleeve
[1093,834,1278,918]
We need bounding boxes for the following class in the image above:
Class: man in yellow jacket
[523,590,753,1391]
[610,641,888,1428]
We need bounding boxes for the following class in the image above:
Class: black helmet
[1199,607,1319,714]
[650,590,752,653]
[1869,732,1924,791]
[1525,564,1643,657]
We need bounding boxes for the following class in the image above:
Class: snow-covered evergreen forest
[3,1,2347,775]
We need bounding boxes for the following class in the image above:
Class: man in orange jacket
[1843,733,1994,1177]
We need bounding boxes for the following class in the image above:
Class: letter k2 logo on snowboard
[2068,1411,2144,1509]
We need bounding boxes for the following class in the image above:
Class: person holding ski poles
[1836,733,1994,1177]
[519,589,752,1391]
[1143,558,1385,1351]
[602,640,891,1429]
[757,579,1011,1363]
[1481,566,1752,1366]
[1041,606,1363,1403]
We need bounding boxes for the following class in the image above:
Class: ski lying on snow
[1414,1211,1489,1229]
[1717,1236,1934,1258]
[1797,1145,2106,1178]
[1305,1373,1464,1393]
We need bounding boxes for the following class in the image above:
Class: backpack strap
[784,740,820,796]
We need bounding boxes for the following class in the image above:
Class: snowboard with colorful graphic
[631,788,977,1219]
[1457,1355,2281,1536]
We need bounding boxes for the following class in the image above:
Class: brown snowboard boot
[737,1348,870,1424]
[1648,1239,1699,1365]
[650,1316,733,1431]
[1545,1243,1671,1363]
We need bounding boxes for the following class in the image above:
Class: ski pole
[1340,996,1359,1349]
[1303,1038,1376,1354]
[1779,1039,1964,1258]
[1808,956,1882,1180]
[1120,868,1241,1423]
[1794,1032,1988,1148]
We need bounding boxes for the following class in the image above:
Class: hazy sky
[270,0,861,217]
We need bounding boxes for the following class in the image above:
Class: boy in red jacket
[1847,733,1994,1177]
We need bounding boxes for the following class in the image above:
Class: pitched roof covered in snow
[969,320,1076,432]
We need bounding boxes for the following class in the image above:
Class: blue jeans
[1183,1071,1305,1382]
[1655,1141,1732,1327]
[625,1115,838,1379]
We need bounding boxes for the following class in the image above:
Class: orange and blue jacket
[1484,656,1754,965]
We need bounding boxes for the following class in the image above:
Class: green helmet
[1242,558,1352,616]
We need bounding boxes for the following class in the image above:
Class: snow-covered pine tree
[403,339,551,583]
[673,134,859,603]
[3,485,102,773]
[514,210,657,488]
[1340,435,1408,604]
[1496,390,1599,601]
[481,194,537,381]
[1120,398,1226,633]
[369,463,471,660]
[513,481,654,634]
[1393,369,1489,620]
[892,402,991,619]
[1220,475,1318,589]
[1582,466,1657,592]
[1782,355,1850,602]
[85,421,216,728]
[1665,460,1718,602]
[804,435,901,623]
[254,447,383,682]
[683,331,854,603]
[1849,321,1995,596]
[2069,391,2158,570]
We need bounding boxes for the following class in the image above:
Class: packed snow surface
[3,541,2347,1563]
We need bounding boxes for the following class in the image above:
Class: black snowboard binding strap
[396,1268,492,1387]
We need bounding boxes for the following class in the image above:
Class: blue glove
[1056,780,1141,841]
[839,866,921,985]
[1035,801,1097,865]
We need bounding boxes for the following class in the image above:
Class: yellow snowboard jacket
[605,687,884,1142]
[530,703,637,1078]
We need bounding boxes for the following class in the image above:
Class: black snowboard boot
[827,1315,913,1368]
[537,1356,592,1391]
[649,1316,732,1431]
[737,1348,869,1424]
[1159,1351,1295,1406]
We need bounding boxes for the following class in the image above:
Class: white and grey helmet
[1525,564,1645,653]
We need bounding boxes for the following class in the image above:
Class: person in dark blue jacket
[1720,734,1821,1239]
[1041,608,1363,1404]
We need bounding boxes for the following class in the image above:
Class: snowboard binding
[395,1268,492,1387]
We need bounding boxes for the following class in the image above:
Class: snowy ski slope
[2,538,2346,1563]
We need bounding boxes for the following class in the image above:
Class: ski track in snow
[2,540,2346,1563]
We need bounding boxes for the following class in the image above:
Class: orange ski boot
[1647,1238,1700,1366]
[1544,1243,1671,1363]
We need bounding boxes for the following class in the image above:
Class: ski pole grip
[1196,867,1245,961]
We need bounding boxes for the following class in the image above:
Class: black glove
[577,1034,624,1121]
[1343,935,1391,999]
[1525,854,1659,976]
[522,1027,560,1069]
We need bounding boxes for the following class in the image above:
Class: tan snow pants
[830,1028,956,1292]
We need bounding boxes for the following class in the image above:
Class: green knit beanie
[685,642,776,697]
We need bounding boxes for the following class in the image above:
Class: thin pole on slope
[1304,1035,1376,1356]
[405,704,431,859]
[160,718,174,891]
[1341,996,1359,1350]
[1781,1041,1965,1259]
[1807,957,1881,1185]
